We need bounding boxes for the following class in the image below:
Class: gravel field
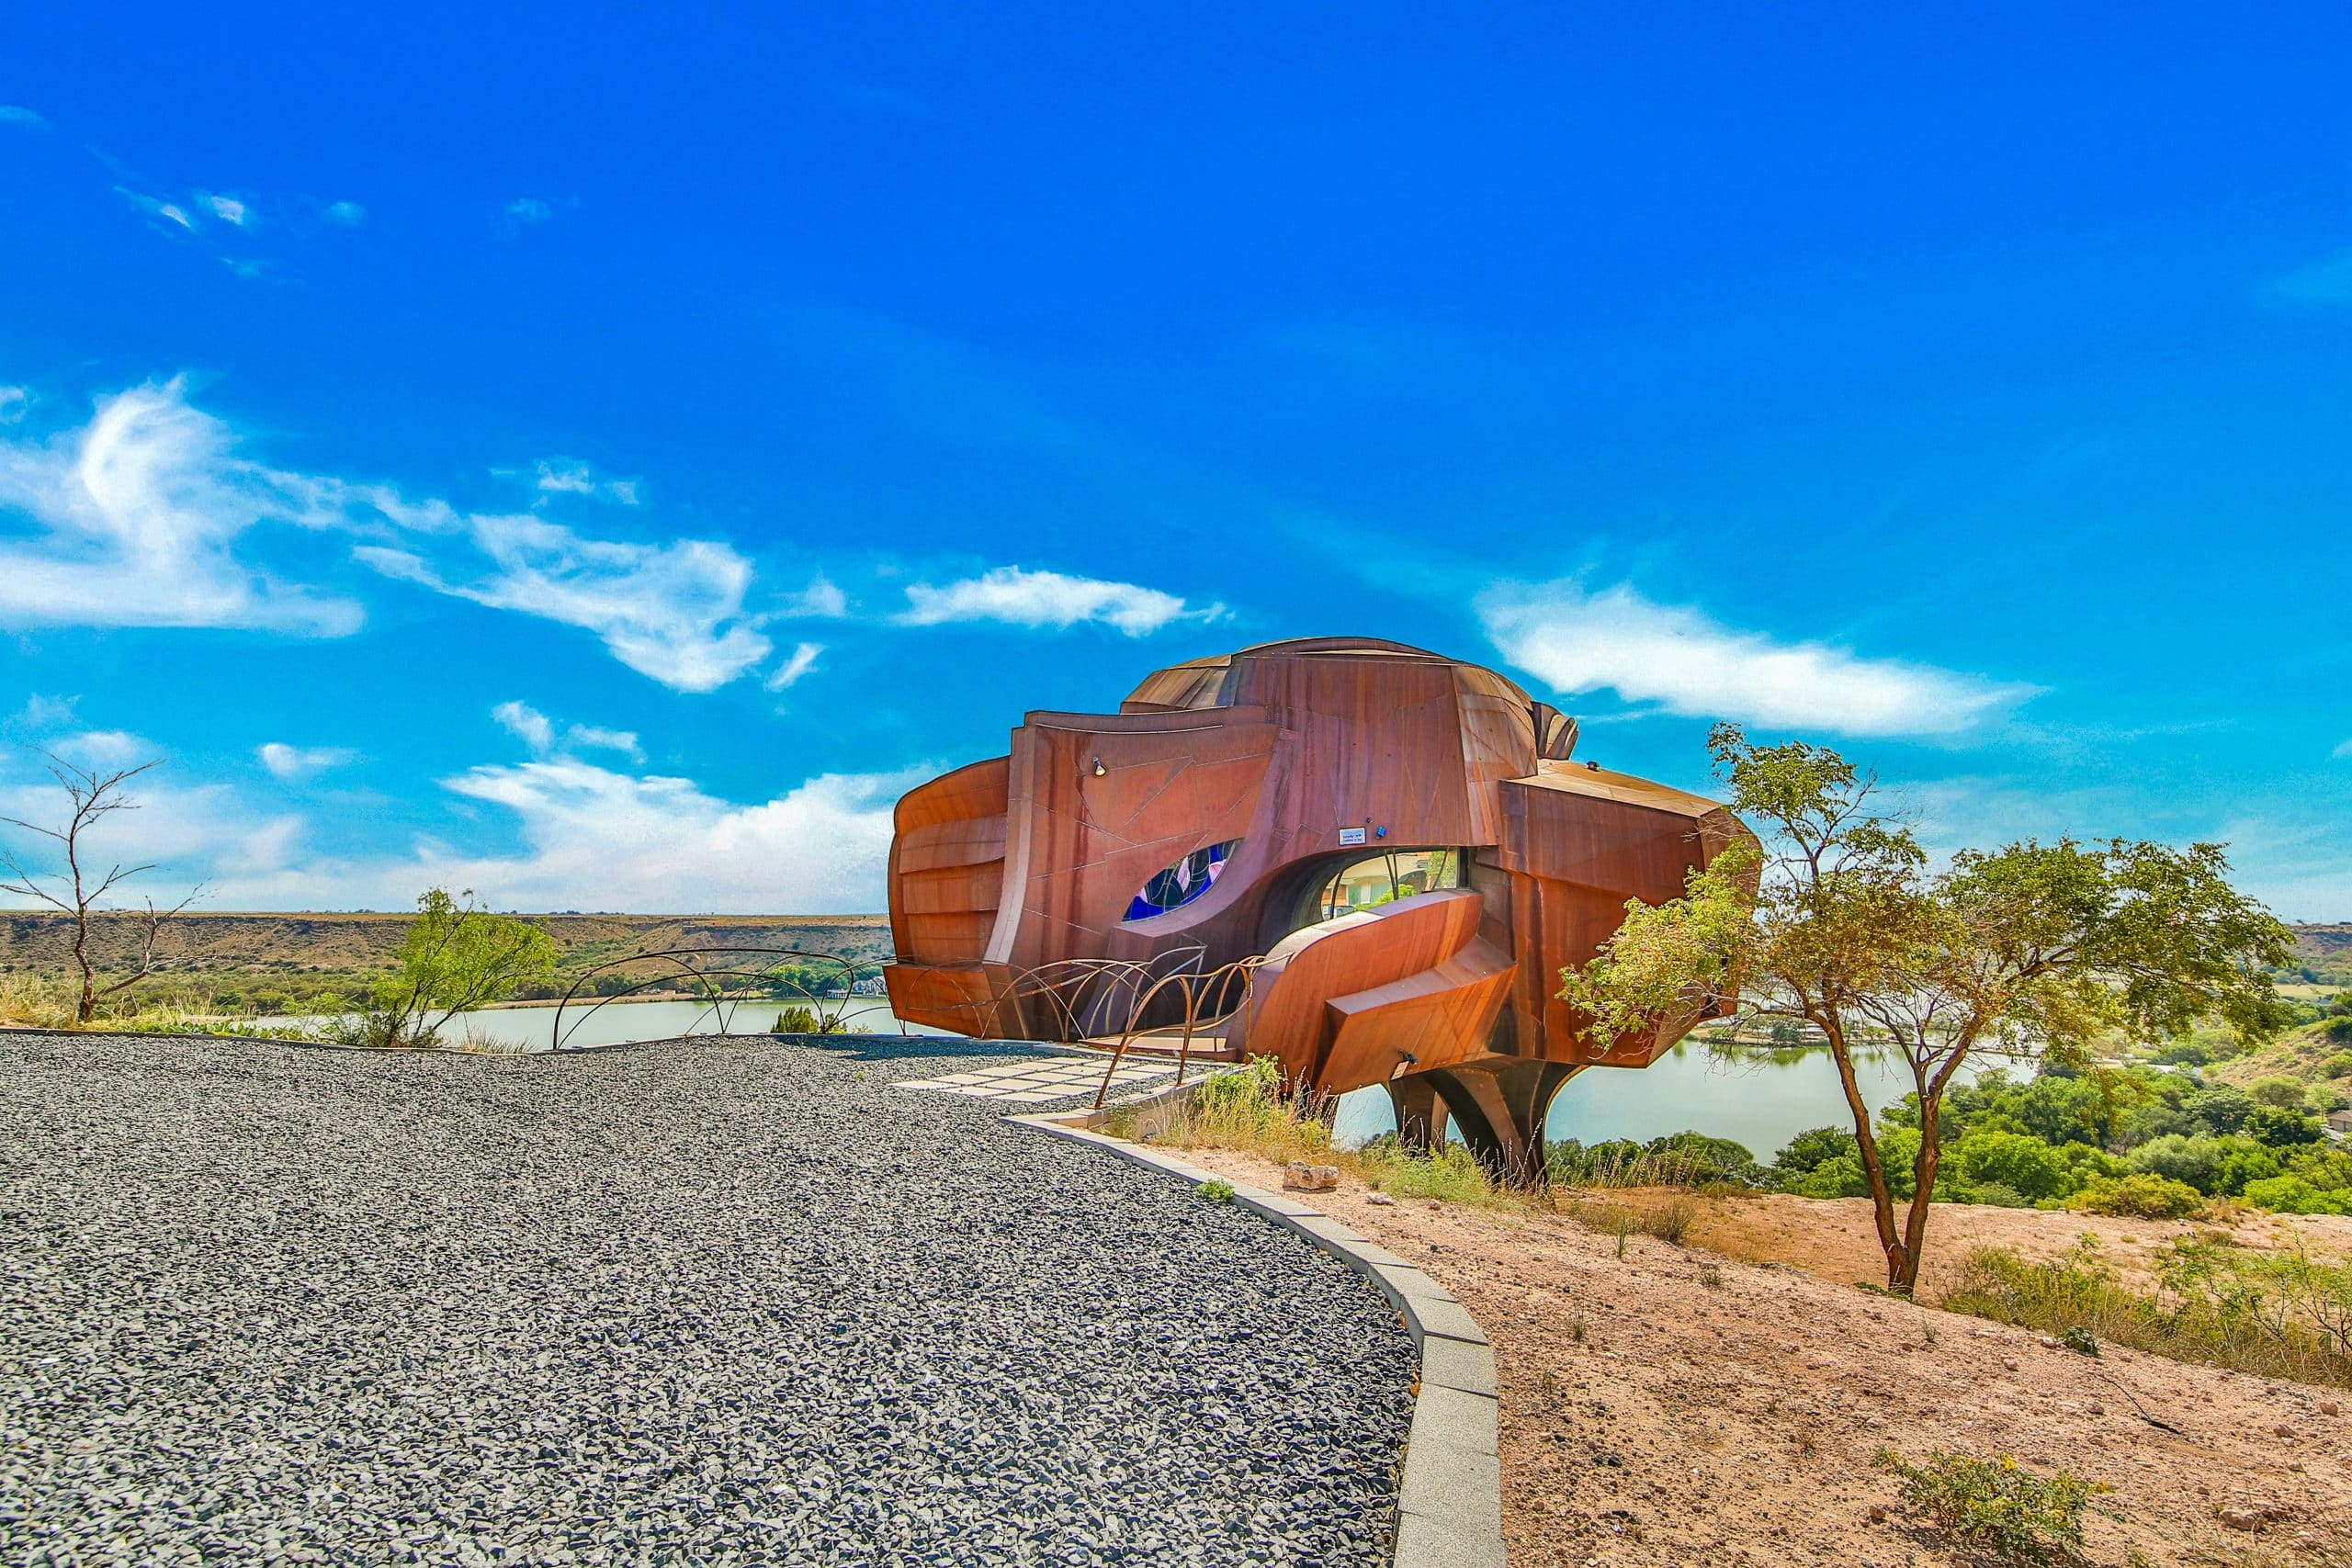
[0,1033,1412,1567]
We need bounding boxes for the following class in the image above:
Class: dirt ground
[1183,1147,2352,1568]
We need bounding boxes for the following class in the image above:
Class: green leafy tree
[1946,1130,2075,1201]
[1561,724,2292,1295]
[339,888,557,1048]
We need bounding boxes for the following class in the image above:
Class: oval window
[1125,840,1239,921]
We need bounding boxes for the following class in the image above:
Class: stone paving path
[896,1052,1179,1103]
[0,1032,1411,1567]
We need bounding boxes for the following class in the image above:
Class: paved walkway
[1,1032,1411,1567]
[896,1051,1179,1102]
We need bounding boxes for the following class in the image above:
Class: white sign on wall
[1338,827,1367,846]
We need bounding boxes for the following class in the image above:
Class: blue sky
[2,5,2348,918]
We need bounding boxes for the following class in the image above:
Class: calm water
[310,995,946,1052]
[1332,1039,2029,1161]
[290,998,2015,1159]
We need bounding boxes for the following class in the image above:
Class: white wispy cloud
[1479,578,2038,738]
[899,565,1218,636]
[198,191,251,227]
[533,458,640,506]
[14,694,76,728]
[765,641,823,692]
[785,576,847,618]
[500,197,579,236]
[0,387,27,425]
[2333,738,2352,761]
[256,742,355,781]
[492,700,558,752]
[0,378,773,690]
[356,515,770,692]
[0,106,47,130]
[75,760,916,913]
[415,761,909,912]
[115,186,197,231]
[2267,246,2352,306]
[54,729,152,766]
[321,199,366,227]
[492,700,643,761]
[0,379,364,635]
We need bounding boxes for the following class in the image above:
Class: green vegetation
[1562,722,2294,1294]
[1743,1060,2352,1216]
[1873,1449,2109,1565]
[1129,1055,1713,1240]
[0,910,894,1024]
[1943,1235,2352,1389]
[327,889,557,1049]
[1195,1178,1236,1202]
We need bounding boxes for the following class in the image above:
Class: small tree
[1563,724,2292,1295]
[341,887,557,1048]
[0,750,201,1024]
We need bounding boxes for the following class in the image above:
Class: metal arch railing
[1090,953,1272,1109]
[997,943,1207,1043]
[911,943,1210,1044]
[549,947,900,1053]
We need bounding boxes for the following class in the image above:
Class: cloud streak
[257,742,356,781]
[492,700,643,761]
[1479,578,2038,738]
[0,380,364,635]
[0,378,775,690]
[899,565,1218,636]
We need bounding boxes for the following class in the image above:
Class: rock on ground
[0,1033,1412,1566]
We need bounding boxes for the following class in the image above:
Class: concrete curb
[1009,1114,1509,1568]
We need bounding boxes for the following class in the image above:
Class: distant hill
[2293,922,2352,959]
[1,910,891,970]
[0,911,895,1007]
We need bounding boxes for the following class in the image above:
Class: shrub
[2179,1085,2257,1136]
[1365,1142,1495,1205]
[1946,1235,2352,1388]
[1196,1178,1236,1203]
[1547,1130,1759,1189]
[329,888,556,1049]
[1773,1125,1859,1178]
[1948,1130,2077,1201]
[1968,1181,2034,1209]
[1153,1055,1336,1166]
[771,1005,823,1033]
[1873,1449,2107,1565]
[2321,1050,2352,1078]
[2239,1176,2352,1216]
[2066,1173,2204,1218]
[2128,1133,2282,1195]
[2244,1104,2324,1146]
[2248,1076,2310,1110]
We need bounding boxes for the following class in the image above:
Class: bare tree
[0,751,201,1024]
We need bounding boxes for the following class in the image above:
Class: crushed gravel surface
[0,1033,1412,1566]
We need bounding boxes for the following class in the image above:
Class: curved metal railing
[909,944,1210,1044]
[1090,953,1272,1108]
[549,947,900,1053]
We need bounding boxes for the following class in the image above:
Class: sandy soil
[1184,1147,2352,1567]
[1684,1191,2352,1297]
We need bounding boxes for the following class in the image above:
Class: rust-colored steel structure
[884,637,1749,1174]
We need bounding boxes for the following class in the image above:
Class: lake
[395,995,946,1052]
[1332,1039,2030,1161]
[332,1001,2021,1162]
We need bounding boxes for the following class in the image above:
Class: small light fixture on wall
[1091,756,1107,777]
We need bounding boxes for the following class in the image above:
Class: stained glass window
[1125,840,1239,921]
